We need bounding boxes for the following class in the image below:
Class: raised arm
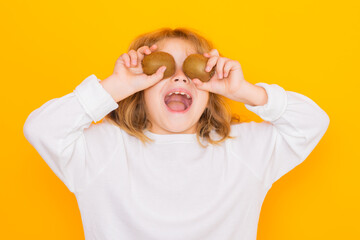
[23,74,119,193]
[229,81,330,190]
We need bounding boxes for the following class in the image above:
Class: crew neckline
[143,129,198,143]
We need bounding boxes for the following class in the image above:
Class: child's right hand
[102,44,167,102]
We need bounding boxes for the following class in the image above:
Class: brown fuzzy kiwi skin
[183,54,215,82]
[142,51,176,80]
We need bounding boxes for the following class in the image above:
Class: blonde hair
[105,27,241,148]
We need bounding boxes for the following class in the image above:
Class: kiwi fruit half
[183,53,215,82]
[142,51,176,80]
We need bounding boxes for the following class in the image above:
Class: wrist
[100,74,132,102]
[234,81,268,106]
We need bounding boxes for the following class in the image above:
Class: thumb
[193,78,212,92]
[147,66,167,83]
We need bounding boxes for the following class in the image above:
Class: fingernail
[206,66,211,72]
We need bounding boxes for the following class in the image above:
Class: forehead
[155,38,197,56]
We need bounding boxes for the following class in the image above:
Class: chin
[163,122,196,134]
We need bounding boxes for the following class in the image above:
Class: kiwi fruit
[142,51,176,79]
[183,53,215,82]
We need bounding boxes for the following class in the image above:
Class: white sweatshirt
[23,74,330,240]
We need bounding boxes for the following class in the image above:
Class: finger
[209,49,220,57]
[136,46,151,64]
[216,57,229,79]
[205,56,219,73]
[122,53,131,68]
[114,53,130,70]
[193,78,212,92]
[128,50,138,67]
[137,45,152,58]
[150,44,158,51]
[203,49,219,59]
[223,60,236,78]
[147,65,167,84]
[137,44,158,63]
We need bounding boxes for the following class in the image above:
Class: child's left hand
[192,49,248,102]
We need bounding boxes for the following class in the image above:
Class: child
[23,28,330,240]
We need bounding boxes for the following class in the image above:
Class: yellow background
[1,0,359,239]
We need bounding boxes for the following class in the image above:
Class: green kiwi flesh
[183,53,215,82]
[142,51,176,80]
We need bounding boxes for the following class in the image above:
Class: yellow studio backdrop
[1,0,358,239]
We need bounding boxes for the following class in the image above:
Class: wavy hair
[104,27,242,148]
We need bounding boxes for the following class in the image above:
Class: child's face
[143,38,209,134]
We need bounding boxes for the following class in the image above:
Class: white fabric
[23,74,330,240]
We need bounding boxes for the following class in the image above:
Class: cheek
[144,90,154,103]
[143,92,152,113]
[200,93,210,106]
[144,92,161,113]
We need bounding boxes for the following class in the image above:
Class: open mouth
[164,92,193,113]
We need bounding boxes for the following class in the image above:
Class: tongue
[165,95,189,111]
[167,101,186,111]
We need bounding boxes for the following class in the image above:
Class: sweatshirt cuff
[73,74,119,123]
[244,82,287,122]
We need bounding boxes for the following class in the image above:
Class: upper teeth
[167,91,191,99]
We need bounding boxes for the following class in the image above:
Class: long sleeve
[229,83,330,190]
[23,74,119,193]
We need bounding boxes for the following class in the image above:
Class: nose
[171,69,190,84]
